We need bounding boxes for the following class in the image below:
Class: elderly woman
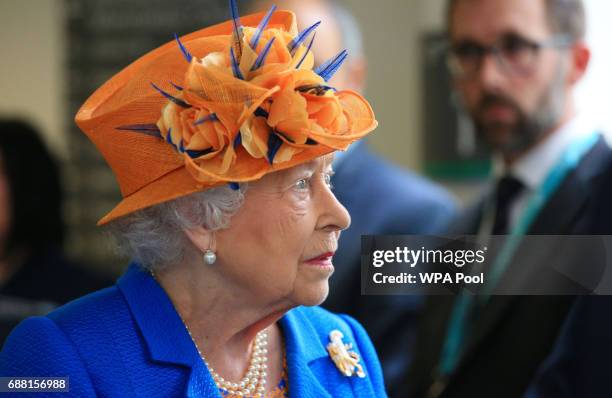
[0,2,385,397]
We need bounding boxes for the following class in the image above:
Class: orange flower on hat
[156,92,236,174]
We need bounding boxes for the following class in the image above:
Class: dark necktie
[492,175,525,234]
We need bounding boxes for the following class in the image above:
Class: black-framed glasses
[446,33,574,79]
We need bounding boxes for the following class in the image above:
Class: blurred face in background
[251,0,366,93]
[448,0,578,160]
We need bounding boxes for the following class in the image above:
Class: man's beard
[470,65,567,158]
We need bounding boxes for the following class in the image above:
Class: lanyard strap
[438,131,600,376]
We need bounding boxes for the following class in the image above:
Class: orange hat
[75,1,377,225]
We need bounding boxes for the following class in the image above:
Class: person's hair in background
[446,0,586,40]
[248,0,367,93]
[0,119,112,309]
[326,0,366,92]
[329,1,363,59]
[544,0,585,39]
[0,119,64,267]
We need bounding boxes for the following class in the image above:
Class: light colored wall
[340,0,447,172]
[577,0,612,142]
[0,0,66,158]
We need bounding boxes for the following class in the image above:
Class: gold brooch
[326,330,366,378]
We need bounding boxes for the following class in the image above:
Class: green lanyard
[438,131,600,376]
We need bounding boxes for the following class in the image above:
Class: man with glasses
[397,0,612,397]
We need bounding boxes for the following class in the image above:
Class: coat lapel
[280,309,333,398]
[117,263,219,397]
[527,170,589,235]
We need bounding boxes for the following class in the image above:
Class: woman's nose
[316,180,351,233]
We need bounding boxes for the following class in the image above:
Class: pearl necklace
[150,271,269,396]
[186,325,269,396]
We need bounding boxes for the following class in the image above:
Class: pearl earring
[203,249,216,265]
[203,233,216,265]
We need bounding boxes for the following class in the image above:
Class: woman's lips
[304,252,335,267]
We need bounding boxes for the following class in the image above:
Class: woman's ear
[182,225,215,253]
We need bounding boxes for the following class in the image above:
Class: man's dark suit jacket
[325,141,457,391]
[398,136,612,398]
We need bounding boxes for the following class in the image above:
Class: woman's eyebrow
[298,160,319,173]
[281,157,331,184]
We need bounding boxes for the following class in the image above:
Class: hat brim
[98,140,336,226]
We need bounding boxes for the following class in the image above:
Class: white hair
[105,184,248,271]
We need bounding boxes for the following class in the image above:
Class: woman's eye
[295,178,310,191]
[324,173,334,189]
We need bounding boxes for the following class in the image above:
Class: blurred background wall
[1,0,611,274]
[0,0,67,157]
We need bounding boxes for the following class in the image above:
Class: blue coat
[0,263,387,397]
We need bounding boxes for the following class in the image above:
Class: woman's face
[215,155,350,308]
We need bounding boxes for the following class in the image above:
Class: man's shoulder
[577,134,612,180]
[353,148,451,195]
[336,146,457,212]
